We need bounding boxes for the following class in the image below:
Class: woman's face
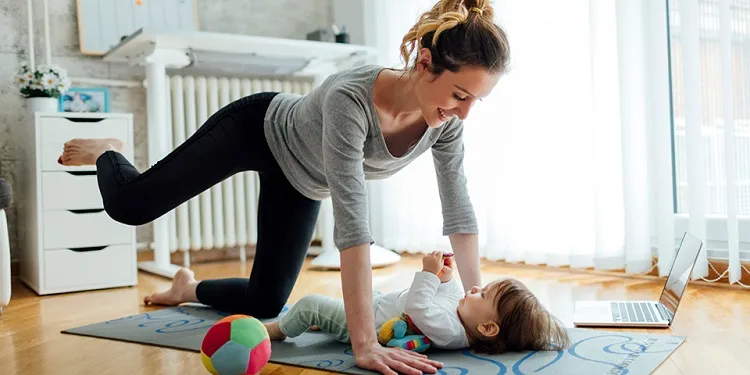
[413,49,502,128]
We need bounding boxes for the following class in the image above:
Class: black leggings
[95,92,322,318]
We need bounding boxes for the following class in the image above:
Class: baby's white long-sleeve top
[373,271,470,350]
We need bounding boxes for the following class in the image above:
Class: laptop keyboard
[611,302,671,323]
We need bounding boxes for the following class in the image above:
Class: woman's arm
[321,86,443,374]
[340,244,443,375]
[430,118,482,292]
[450,233,481,292]
[339,243,377,351]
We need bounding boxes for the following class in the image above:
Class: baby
[264,251,570,354]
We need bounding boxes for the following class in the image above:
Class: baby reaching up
[264,251,570,354]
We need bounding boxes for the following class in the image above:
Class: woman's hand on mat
[355,341,443,375]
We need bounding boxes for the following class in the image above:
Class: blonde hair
[463,278,571,354]
[399,0,510,75]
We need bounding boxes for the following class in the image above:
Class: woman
[60,0,509,374]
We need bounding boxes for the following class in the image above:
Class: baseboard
[10,248,255,280]
[496,257,750,289]
[136,245,257,265]
[648,256,750,287]
[135,240,323,265]
[14,245,737,288]
[10,260,19,281]
[701,259,750,286]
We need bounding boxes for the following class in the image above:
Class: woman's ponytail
[398,0,510,76]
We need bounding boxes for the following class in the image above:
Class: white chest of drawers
[17,112,138,295]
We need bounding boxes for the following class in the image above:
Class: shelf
[101,28,378,76]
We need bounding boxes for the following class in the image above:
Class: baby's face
[457,280,502,326]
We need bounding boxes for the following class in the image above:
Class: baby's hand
[438,255,454,283]
[422,251,444,276]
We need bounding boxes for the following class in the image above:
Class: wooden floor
[1,254,748,375]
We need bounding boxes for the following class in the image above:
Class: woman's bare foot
[59,138,124,166]
[144,267,199,306]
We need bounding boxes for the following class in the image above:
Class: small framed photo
[59,87,110,113]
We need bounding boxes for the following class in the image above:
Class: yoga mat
[62,304,685,375]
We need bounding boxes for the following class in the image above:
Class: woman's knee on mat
[246,297,289,320]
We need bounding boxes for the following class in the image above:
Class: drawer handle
[69,246,108,252]
[65,171,97,176]
[64,117,105,123]
[68,209,105,214]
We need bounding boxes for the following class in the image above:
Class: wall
[0,0,333,261]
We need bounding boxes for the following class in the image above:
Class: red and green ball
[201,315,272,375]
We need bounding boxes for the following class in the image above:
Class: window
[668,0,750,261]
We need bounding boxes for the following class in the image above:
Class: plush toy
[377,313,431,352]
[201,315,271,375]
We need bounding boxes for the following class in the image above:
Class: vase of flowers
[14,63,71,115]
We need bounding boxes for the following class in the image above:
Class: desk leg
[138,61,182,279]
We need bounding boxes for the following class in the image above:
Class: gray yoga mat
[62,303,685,375]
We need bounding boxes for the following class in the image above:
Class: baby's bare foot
[59,138,124,166]
[144,267,198,306]
[264,322,287,340]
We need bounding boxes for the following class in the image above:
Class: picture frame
[58,87,110,113]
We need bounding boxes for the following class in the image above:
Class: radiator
[163,74,322,264]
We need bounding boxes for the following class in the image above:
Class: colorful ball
[200,315,272,375]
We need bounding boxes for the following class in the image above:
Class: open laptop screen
[658,233,703,315]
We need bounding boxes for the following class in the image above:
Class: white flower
[15,74,29,89]
[40,73,58,89]
[59,79,71,93]
[14,72,33,89]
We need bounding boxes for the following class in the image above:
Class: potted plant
[14,63,71,114]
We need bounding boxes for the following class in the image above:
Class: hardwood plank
[653,359,684,375]
[0,254,746,375]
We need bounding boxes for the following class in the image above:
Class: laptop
[573,232,703,328]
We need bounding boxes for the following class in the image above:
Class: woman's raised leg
[98,91,323,318]
[57,92,288,308]
[85,92,282,226]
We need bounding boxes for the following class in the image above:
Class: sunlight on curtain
[463,0,656,272]
[465,0,625,268]
[367,0,674,275]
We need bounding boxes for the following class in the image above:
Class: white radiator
[163,74,326,264]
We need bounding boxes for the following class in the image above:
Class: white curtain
[366,0,747,283]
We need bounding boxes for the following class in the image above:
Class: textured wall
[0,0,333,261]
